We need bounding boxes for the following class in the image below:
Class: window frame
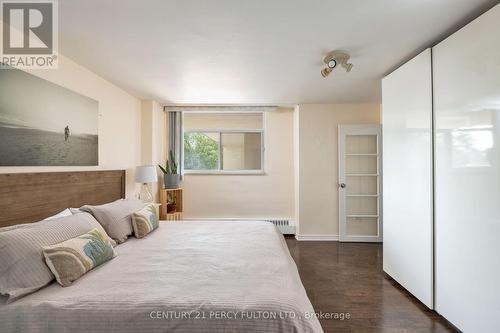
[181,111,266,175]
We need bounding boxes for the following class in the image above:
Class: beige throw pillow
[43,228,116,287]
[131,203,160,238]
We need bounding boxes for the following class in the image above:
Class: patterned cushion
[43,228,116,287]
[81,199,145,243]
[131,203,160,238]
[0,213,114,303]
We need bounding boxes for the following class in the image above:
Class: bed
[0,171,322,333]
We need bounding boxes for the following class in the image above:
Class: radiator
[264,219,296,235]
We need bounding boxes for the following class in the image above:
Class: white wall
[173,103,381,234]
[296,104,381,237]
[141,100,166,202]
[433,4,500,331]
[0,55,142,198]
[181,108,295,219]
[382,49,434,309]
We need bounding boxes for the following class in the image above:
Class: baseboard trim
[183,217,294,223]
[295,235,339,241]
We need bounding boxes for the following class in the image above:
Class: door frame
[338,124,383,242]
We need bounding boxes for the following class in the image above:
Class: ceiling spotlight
[321,51,353,78]
[321,67,333,78]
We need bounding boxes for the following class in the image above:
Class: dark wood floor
[285,239,458,333]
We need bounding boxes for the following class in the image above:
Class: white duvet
[0,221,323,333]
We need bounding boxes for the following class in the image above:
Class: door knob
[340,183,346,188]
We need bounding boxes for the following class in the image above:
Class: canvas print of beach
[0,67,98,166]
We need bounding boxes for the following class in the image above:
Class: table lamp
[135,165,157,203]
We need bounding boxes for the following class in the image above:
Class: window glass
[183,112,264,172]
[221,133,262,170]
[184,132,219,170]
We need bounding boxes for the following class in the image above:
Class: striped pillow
[43,228,116,287]
[131,203,160,238]
[81,199,145,243]
[0,213,113,303]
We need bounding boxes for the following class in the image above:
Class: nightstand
[159,188,183,220]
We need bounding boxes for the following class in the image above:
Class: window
[183,112,264,173]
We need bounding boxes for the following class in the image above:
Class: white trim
[295,235,339,241]
[164,105,277,112]
[184,170,265,175]
[182,217,295,223]
[184,129,264,133]
[336,236,381,243]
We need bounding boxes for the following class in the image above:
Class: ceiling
[59,0,499,105]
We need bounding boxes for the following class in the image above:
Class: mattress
[0,221,323,333]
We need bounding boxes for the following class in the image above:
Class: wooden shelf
[163,212,183,221]
[159,188,183,220]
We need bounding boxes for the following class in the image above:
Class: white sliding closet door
[433,5,500,332]
[382,49,433,309]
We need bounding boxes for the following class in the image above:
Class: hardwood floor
[285,239,458,333]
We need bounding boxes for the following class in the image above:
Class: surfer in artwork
[64,125,70,142]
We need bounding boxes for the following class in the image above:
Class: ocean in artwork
[0,124,98,166]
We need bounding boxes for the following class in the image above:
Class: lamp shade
[135,165,158,183]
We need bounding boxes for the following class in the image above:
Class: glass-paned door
[339,124,382,242]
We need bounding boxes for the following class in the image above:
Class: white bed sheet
[0,221,322,333]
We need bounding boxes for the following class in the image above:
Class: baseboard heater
[264,219,295,235]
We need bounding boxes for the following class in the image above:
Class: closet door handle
[339,183,346,189]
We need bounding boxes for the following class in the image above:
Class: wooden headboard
[0,170,125,228]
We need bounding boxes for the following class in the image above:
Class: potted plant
[166,193,177,213]
[159,150,180,189]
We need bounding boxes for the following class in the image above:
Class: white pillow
[69,207,81,215]
[43,208,73,221]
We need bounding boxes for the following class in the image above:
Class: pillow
[43,228,116,287]
[132,203,160,238]
[0,213,114,303]
[44,208,73,220]
[80,199,144,244]
[69,207,82,215]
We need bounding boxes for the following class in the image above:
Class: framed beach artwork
[0,66,98,166]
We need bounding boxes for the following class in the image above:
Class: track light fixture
[321,51,353,78]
